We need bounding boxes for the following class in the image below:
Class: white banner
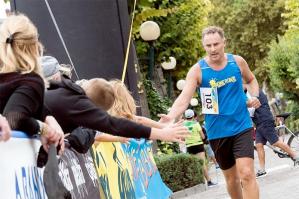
[0,131,47,199]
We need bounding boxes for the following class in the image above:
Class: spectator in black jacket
[0,14,64,153]
[41,56,188,144]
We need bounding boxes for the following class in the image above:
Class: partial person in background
[5,9,12,17]
[193,112,219,169]
[201,122,219,169]
[0,114,11,142]
[184,109,217,187]
[244,86,299,178]
[0,14,64,153]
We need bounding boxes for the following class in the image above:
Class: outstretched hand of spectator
[41,116,65,155]
[149,122,189,143]
[0,114,11,142]
[118,136,131,144]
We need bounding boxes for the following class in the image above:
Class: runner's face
[202,33,225,62]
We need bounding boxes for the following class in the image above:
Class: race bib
[200,87,219,114]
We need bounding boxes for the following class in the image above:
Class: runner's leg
[236,157,259,199]
[222,165,243,199]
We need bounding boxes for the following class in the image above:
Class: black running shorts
[209,128,254,170]
[187,144,205,155]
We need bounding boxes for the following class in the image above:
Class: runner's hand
[158,114,175,124]
[247,97,261,109]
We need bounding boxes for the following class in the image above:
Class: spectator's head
[108,79,136,120]
[0,14,44,76]
[41,56,62,81]
[81,78,115,111]
[41,56,72,81]
[184,109,194,120]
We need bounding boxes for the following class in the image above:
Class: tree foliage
[133,0,212,80]
[266,0,299,128]
[266,34,299,98]
[208,0,286,81]
[143,78,180,154]
[265,32,299,128]
[283,0,299,32]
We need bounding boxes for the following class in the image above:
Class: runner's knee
[239,166,255,182]
[225,175,240,187]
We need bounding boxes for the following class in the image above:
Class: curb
[170,184,207,199]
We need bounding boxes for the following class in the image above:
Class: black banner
[58,148,101,199]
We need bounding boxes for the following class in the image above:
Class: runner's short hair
[202,26,225,40]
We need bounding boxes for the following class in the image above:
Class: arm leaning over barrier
[149,122,189,143]
[38,116,65,155]
[56,94,189,143]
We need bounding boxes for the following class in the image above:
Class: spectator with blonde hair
[95,79,177,142]
[0,14,64,153]
[108,79,169,127]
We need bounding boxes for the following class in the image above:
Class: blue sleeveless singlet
[198,54,252,140]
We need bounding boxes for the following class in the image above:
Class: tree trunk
[152,65,168,98]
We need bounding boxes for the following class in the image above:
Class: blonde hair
[108,80,136,120]
[82,78,115,111]
[0,14,44,76]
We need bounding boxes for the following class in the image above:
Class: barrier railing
[92,139,172,199]
[0,132,172,199]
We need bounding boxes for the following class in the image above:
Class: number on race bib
[200,87,219,114]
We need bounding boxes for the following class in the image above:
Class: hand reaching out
[0,114,11,142]
[118,136,131,144]
[41,116,65,155]
[149,121,189,143]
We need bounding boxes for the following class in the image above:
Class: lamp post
[161,56,176,98]
[176,79,186,91]
[140,21,160,80]
[190,98,199,107]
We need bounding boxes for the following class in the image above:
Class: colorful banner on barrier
[57,148,101,199]
[0,131,171,199]
[0,131,47,199]
[92,139,172,199]
[0,131,101,199]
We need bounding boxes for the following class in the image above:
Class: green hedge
[154,153,204,192]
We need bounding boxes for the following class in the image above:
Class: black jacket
[43,76,151,139]
[0,72,44,135]
[252,90,274,125]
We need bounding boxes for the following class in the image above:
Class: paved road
[184,146,299,199]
